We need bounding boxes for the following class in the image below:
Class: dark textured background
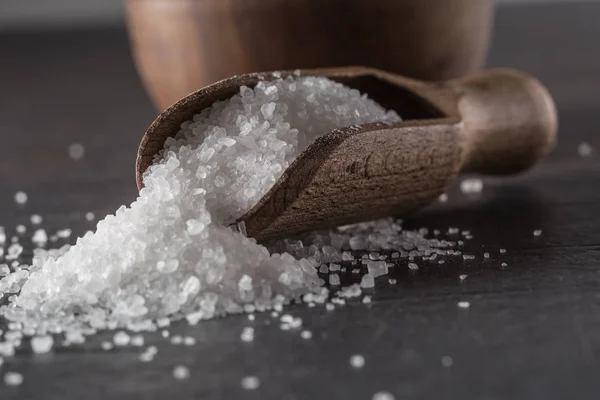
[1,3,600,399]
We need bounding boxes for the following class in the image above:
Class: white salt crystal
[5,244,23,260]
[68,143,85,160]
[372,392,395,400]
[329,274,340,286]
[362,296,372,304]
[459,274,468,281]
[408,263,418,271]
[241,327,254,342]
[483,252,490,259]
[32,229,48,245]
[501,262,508,267]
[113,331,130,346]
[441,356,454,367]
[366,261,387,278]
[130,335,145,347]
[16,225,26,234]
[360,274,375,288]
[578,142,593,157]
[338,284,362,298]
[438,193,448,202]
[457,301,470,309]
[183,336,196,346]
[241,376,260,390]
[460,178,483,193]
[500,249,507,254]
[4,372,23,386]
[85,212,95,221]
[170,335,183,345]
[325,303,335,311]
[533,230,542,236]
[56,229,71,239]
[300,330,312,339]
[101,341,113,351]
[173,365,190,380]
[161,330,170,338]
[350,354,365,368]
[14,191,27,204]
[31,335,53,353]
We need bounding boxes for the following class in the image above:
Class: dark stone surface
[1,3,600,399]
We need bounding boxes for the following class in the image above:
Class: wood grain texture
[125,0,493,110]
[136,67,557,240]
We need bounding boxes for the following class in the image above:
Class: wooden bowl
[125,0,494,111]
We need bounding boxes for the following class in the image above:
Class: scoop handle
[448,69,558,175]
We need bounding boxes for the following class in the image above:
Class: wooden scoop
[137,67,557,241]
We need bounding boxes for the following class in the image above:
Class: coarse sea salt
[0,75,465,353]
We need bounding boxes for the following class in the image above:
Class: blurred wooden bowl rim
[125,0,494,111]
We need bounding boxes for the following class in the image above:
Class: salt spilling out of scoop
[0,74,462,350]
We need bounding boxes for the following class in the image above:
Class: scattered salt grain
[173,365,190,380]
[183,336,196,346]
[408,262,418,271]
[101,341,113,351]
[460,178,483,194]
[372,392,395,400]
[300,330,312,339]
[578,142,593,157]
[362,296,372,304]
[457,301,470,309]
[113,331,130,347]
[350,354,365,368]
[360,274,375,289]
[329,274,340,286]
[500,248,507,254]
[501,262,508,267]
[438,193,448,202]
[241,376,260,390]
[85,212,95,221]
[32,229,48,245]
[170,335,183,345]
[533,229,542,236]
[139,346,158,362]
[14,191,27,205]
[156,318,170,328]
[56,229,71,239]
[241,327,254,342]
[30,214,42,225]
[31,335,53,353]
[130,335,145,347]
[441,356,454,367]
[325,303,335,311]
[4,372,23,386]
[366,261,387,278]
[68,143,85,160]
[484,252,490,259]
[16,225,26,234]
[459,274,468,281]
